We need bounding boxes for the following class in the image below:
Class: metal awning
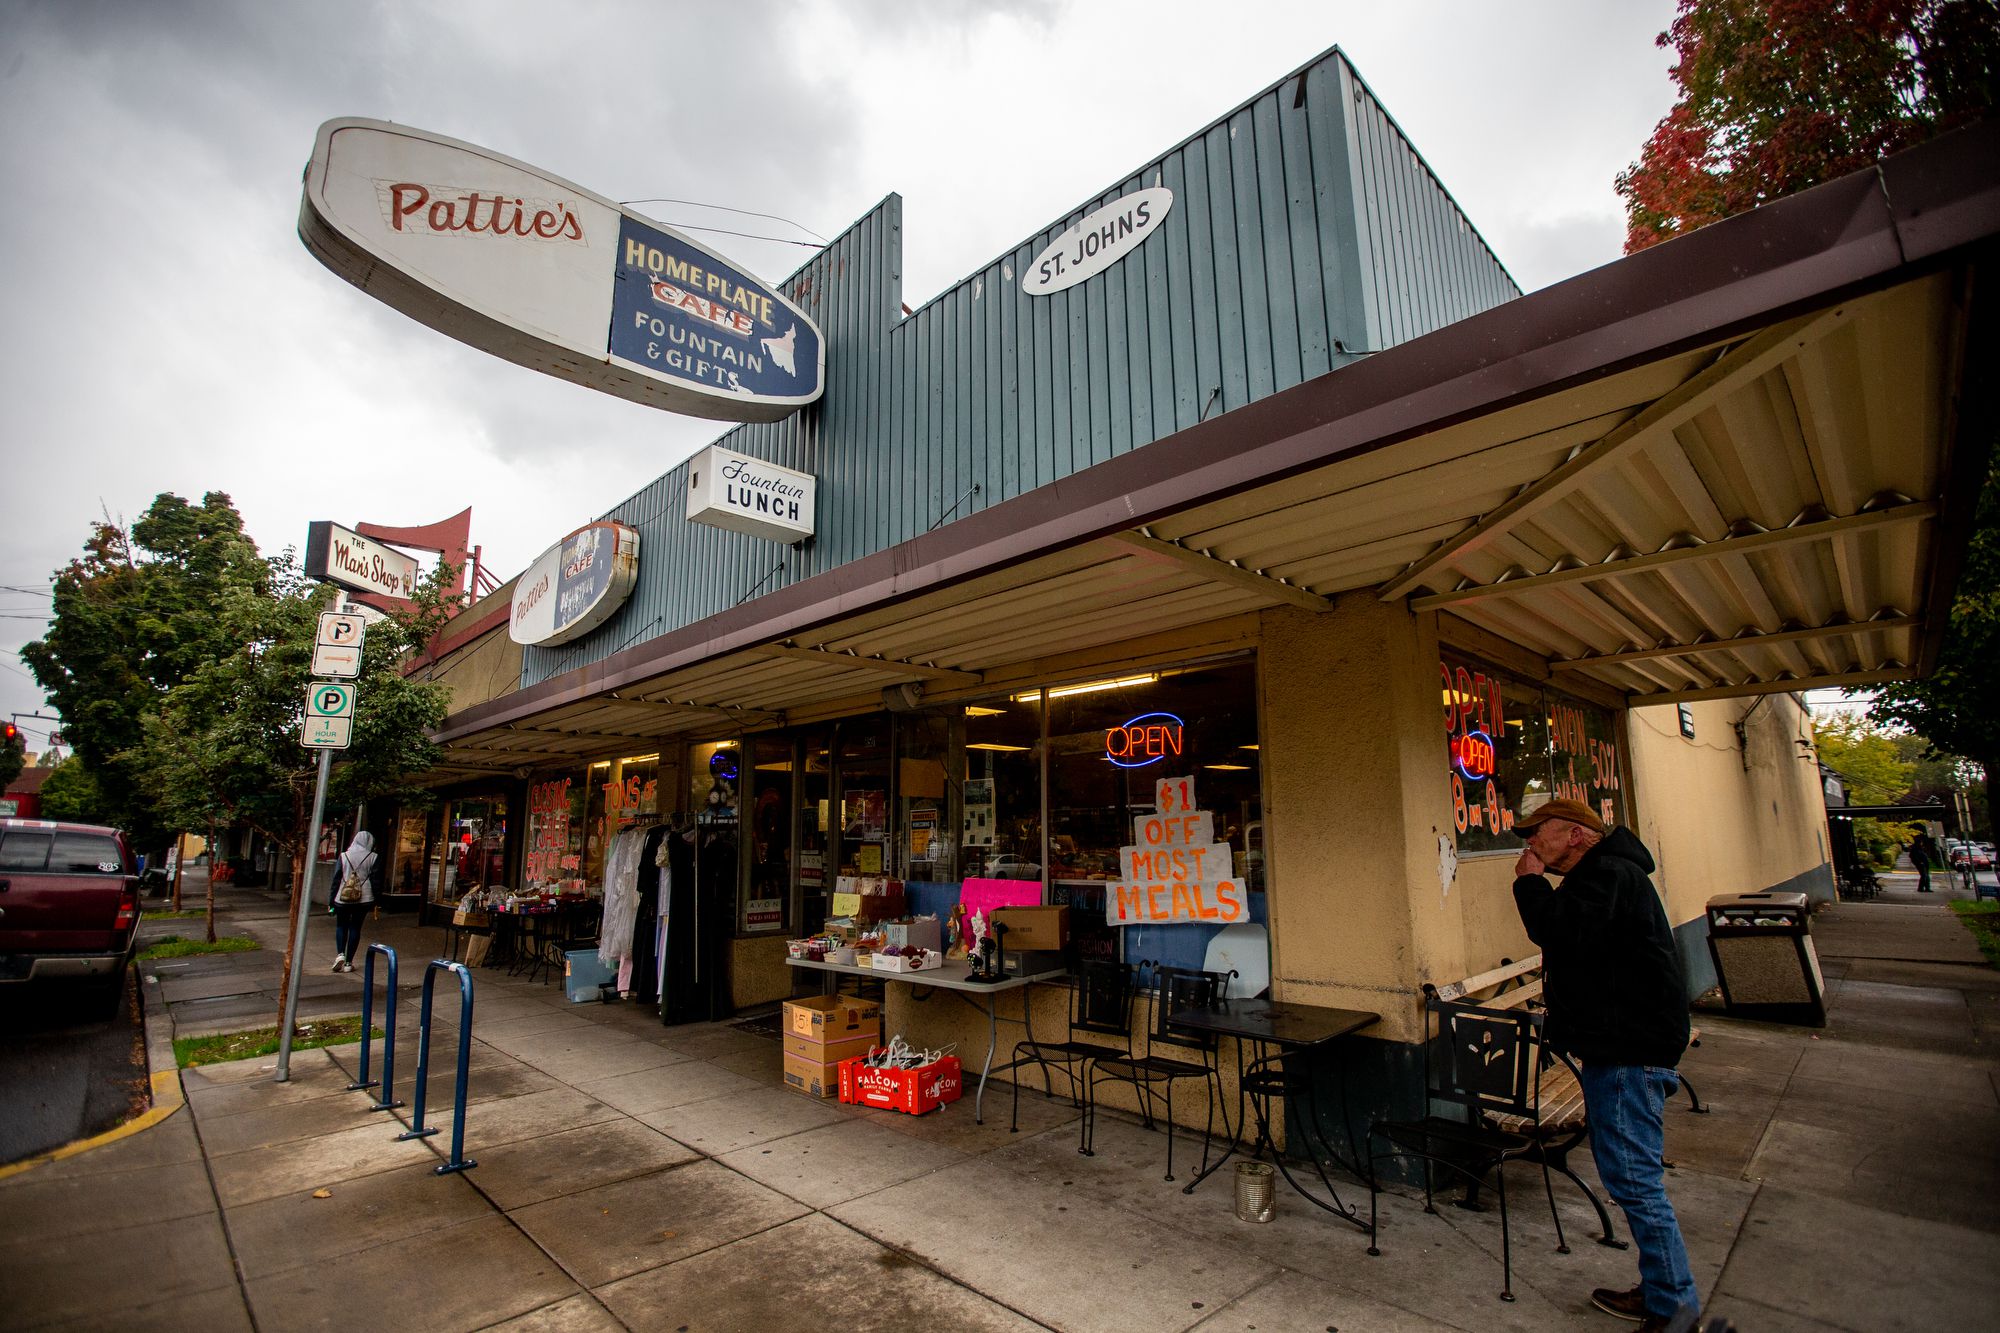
[431,125,1997,775]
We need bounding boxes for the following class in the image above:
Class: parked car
[0,818,141,1018]
[1953,842,1995,871]
[982,853,1043,880]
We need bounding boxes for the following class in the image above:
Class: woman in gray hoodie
[330,830,377,972]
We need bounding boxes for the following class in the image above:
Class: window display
[1043,660,1262,972]
[1441,653,1626,854]
[746,736,792,933]
[960,697,1041,881]
[525,772,587,891]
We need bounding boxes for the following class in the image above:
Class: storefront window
[691,740,741,937]
[837,720,890,877]
[745,736,793,933]
[1442,653,1626,853]
[961,696,1042,882]
[388,810,428,897]
[435,795,508,905]
[897,711,955,883]
[796,729,832,926]
[1046,661,1261,971]
[525,770,589,892]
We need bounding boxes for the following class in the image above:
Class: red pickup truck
[0,818,142,1018]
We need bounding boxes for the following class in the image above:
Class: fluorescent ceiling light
[966,742,1031,753]
[590,761,610,769]
[619,753,658,764]
[1240,743,1259,751]
[1012,673,1158,702]
[964,705,1006,717]
[1204,763,1251,771]
[754,762,793,772]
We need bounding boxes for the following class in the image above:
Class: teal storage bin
[564,948,619,1003]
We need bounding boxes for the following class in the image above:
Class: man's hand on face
[1514,846,1546,878]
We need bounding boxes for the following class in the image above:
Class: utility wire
[619,196,829,244]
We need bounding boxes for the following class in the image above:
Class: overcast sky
[0,0,1679,751]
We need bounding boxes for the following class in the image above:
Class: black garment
[632,825,667,1005]
[1512,825,1690,1069]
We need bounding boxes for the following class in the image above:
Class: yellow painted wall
[1257,596,1463,1043]
[428,627,523,714]
[1624,693,1829,921]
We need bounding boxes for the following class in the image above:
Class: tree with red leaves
[1617,0,1999,252]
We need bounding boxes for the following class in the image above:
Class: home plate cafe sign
[300,118,824,424]
[510,521,641,647]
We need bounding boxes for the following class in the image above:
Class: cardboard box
[562,949,619,1004]
[882,917,942,952]
[784,994,882,1041]
[838,1054,963,1114]
[782,1051,844,1099]
[872,949,943,974]
[782,1030,878,1065]
[452,905,491,927]
[991,904,1068,951]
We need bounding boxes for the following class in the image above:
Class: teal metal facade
[523,47,1517,686]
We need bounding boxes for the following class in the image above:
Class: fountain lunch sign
[299,118,825,423]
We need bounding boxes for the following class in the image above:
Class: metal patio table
[1167,996,1380,1230]
[786,956,1066,1122]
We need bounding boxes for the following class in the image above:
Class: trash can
[1705,892,1826,1027]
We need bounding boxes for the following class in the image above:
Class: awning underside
[431,270,1978,777]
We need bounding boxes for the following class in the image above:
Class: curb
[0,968,185,1182]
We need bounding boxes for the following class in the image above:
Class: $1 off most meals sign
[1107,775,1248,927]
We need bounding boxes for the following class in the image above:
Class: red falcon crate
[838,1053,963,1115]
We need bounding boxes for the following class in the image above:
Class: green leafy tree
[1618,0,2000,252]
[1815,712,1915,805]
[139,554,453,1001]
[1867,462,1999,840]
[36,755,108,824]
[21,493,268,848]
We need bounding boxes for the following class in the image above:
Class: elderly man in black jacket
[1513,798,1697,1331]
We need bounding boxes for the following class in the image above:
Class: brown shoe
[1591,1285,1647,1321]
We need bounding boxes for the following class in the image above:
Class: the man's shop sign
[300,118,824,424]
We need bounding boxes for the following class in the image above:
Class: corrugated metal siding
[523,46,1519,688]
[1337,57,1518,349]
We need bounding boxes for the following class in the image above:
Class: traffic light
[1,722,17,746]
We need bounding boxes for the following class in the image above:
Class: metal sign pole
[276,746,335,1082]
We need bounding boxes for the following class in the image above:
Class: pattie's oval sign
[1021,187,1173,297]
[510,521,641,647]
[300,119,824,424]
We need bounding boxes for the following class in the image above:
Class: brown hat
[1514,797,1606,836]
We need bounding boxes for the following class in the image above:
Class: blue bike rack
[396,959,477,1175]
[347,943,405,1110]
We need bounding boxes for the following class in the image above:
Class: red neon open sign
[1452,730,1496,781]
[1106,712,1185,768]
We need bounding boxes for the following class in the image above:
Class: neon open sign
[1452,729,1496,781]
[1106,713,1185,768]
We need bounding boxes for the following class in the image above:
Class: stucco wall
[428,626,523,715]
[1258,596,1461,1043]
[1625,694,1828,919]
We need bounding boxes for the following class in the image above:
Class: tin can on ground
[1234,1161,1275,1223]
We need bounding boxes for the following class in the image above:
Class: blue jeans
[1578,1062,1699,1319]
[333,904,368,960]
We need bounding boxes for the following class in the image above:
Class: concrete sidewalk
[2,882,1996,1331]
